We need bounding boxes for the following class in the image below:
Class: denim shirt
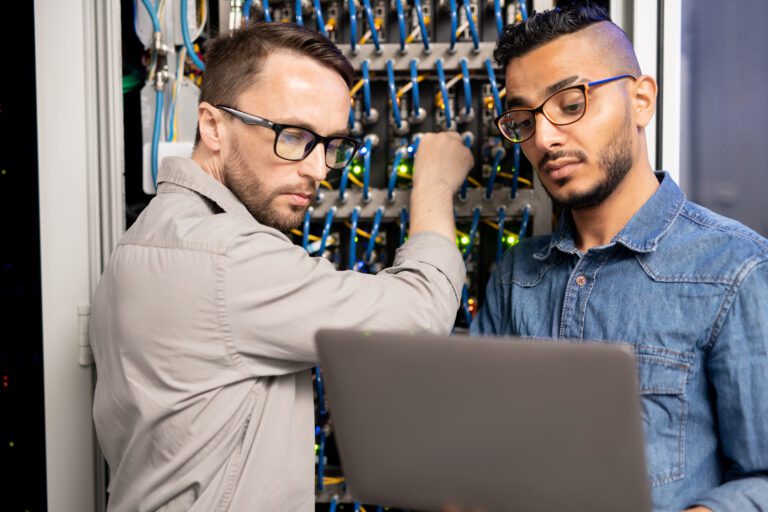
[471,172,768,512]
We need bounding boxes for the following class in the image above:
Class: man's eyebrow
[278,118,349,137]
[506,76,583,109]
[545,75,581,96]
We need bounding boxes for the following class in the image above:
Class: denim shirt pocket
[634,347,691,487]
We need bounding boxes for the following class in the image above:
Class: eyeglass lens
[275,127,357,169]
[499,87,587,142]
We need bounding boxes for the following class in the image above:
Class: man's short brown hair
[195,22,354,145]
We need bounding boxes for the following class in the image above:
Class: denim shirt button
[575,275,587,287]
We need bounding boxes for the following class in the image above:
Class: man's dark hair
[493,3,615,69]
[195,22,354,146]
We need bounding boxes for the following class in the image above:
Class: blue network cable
[413,0,431,52]
[519,205,530,239]
[449,0,458,52]
[316,428,326,491]
[349,0,358,52]
[485,58,503,117]
[318,206,336,255]
[519,0,528,21]
[362,137,373,202]
[459,58,473,117]
[181,0,205,71]
[496,206,506,263]
[435,59,452,129]
[362,0,381,52]
[348,105,356,131]
[410,133,422,153]
[461,0,480,51]
[243,0,253,21]
[510,143,521,198]
[386,60,403,131]
[395,0,406,52]
[329,496,338,512]
[461,284,472,326]
[464,206,482,261]
[410,59,421,118]
[140,0,161,32]
[132,0,140,36]
[315,367,327,417]
[151,89,163,188]
[349,206,360,269]
[387,148,404,202]
[313,0,327,36]
[339,163,351,202]
[302,208,312,251]
[485,146,505,200]
[295,0,304,25]
[262,0,272,21]
[493,0,503,36]
[362,60,372,120]
[354,501,362,512]
[365,206,385,264]
[166,53,182,142]
[167,97,176,143]
[399,207,409,246]
[459,134,472,200]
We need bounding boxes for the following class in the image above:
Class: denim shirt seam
[706,257,768,351]
[559,257,586,339]
[633,253,738,285]
[617,192,686,253]
[576,253,610,339]
[501,260,560,287]
[679,208,768,253]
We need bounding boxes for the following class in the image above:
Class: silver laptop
[315,329,651,512]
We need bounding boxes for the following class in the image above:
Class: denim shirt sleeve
[692,259,768,511]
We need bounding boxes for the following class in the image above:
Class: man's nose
[297,143,328,183]
[531,111,567,152]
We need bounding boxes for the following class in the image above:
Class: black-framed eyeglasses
[216,105,362,170]
[494,74,637,143]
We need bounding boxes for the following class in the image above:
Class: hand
[412,131,474,195]
[684,508,712,512]
[407,132,473,241]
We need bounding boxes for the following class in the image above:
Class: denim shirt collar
[534,171,686,260]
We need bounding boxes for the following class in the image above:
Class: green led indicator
[461,236,470,245]
[352,165,362,175]
[9,441,15,448]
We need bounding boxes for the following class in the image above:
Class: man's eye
[518,118,533,129]
[563,103,583,113]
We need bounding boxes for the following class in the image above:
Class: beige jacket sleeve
[223,226,465,376]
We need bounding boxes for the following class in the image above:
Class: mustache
[537,150,588,171]
[274,183,318,197]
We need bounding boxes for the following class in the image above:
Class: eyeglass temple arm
[586,74,636,88]
[218,106,275,129]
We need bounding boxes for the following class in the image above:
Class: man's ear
[197,102,227,152]
[632,75,657,129]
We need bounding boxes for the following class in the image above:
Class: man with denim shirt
[472,4,768,511]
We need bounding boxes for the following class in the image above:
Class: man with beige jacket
[90,21,472,512]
